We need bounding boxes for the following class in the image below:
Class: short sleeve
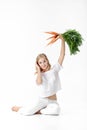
[53,62,62,72]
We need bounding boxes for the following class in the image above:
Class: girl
[11,33,65,115]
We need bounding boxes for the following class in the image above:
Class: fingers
[58,34,64,40]
[35,63,40,72]
[35,63,39,68]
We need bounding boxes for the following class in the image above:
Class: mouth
[42,65,49,70]
[42,66,46,69]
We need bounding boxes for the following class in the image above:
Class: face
[38,57,49,71]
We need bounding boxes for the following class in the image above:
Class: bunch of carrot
[45,29,83,55]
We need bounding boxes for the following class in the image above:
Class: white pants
[18,98,60,116]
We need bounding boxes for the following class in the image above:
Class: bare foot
[11,106,22,112]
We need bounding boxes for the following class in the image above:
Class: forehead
[38,57,47,62]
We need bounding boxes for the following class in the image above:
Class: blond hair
[36,53,51,72]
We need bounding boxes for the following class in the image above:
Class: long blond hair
[36,53,51,73]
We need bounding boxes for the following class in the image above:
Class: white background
[0,0,87,130]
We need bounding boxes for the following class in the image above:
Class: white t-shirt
[37,62,62,98]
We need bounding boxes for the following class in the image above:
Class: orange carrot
[47,36,59,45]
[45,31,59,45]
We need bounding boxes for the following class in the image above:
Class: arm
[35,63,42,85]
[58,34,65,65]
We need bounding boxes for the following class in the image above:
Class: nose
[42,63,46,67]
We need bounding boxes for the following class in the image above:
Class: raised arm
[58,34,65,65]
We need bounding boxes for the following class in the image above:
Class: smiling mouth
[43,65,49,70]
[42,67,46,69]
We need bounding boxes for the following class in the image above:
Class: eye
[39,62,42,64]
[43,60,46,63]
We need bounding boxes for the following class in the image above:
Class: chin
[41,68,46,72]
[42,68,46,71]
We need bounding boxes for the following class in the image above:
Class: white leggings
[18,97,58,116]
